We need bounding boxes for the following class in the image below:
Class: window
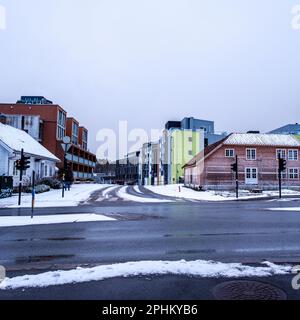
[289,168,299,179]
[13,162,18,176]
[45,165,48,177]
[188,150,193,156]
[57,110,66,140]
[288,150,298,161]
[246,148,256,160]
[188,137,193,142]
[225,149,235,158]
[72,122,79,145]
[277,149,286,160]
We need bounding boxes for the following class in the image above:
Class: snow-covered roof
[0,123,60,162]
[224,133,300,147]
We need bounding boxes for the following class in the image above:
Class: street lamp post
[61,136,71,198]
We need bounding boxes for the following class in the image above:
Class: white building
[0,123,60,186]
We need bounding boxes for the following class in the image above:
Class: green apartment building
[161,129,204,184]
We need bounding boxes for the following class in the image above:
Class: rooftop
[0,123,59,161]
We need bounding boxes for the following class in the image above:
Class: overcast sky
[0,0,300,157]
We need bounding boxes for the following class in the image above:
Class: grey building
[165,117,226,147]
[269,123,300,135]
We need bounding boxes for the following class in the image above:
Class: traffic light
[22,156,31,170]
[279,158,287,172]
[231,162,238,173]
[15,155,31,172]
[15,160,22,171]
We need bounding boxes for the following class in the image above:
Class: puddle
[16,254,75,264]
[167,249,216,255]
[9,237,85,242]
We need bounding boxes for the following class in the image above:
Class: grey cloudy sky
[0,0,300,155]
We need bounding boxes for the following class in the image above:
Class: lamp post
[61,136,71,198]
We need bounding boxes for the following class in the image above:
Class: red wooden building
[183,133,300,190]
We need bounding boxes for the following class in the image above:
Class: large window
[82,130,88,150]
[289,168,299,179]
[57,110,66,140]
[288,150,298,161]
[225,149,235,158]
[246,148,256,160]
[72,122,79,145]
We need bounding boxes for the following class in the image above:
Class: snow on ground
[146,184,300,201]
[117,186,171,203]
[133,186,143,194]
[0,184,110,208]
[0,260,291,290]
[146,185,228,201]
[102,186,119,198]
[268,207,300,212]
[0,214,115,228]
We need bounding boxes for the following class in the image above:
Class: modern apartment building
[166,117,227,147]
[160,128,204,184]
[0,97,96,180]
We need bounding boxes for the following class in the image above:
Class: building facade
[160,128,204,184]
[116,151,141,185]
[184,133,300,190]
[0,97,96,180]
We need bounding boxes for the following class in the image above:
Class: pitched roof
[269,123,300,134]
[0,123,60,161]
[224,133,300,147]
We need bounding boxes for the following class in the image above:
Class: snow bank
[0,214,115,228]
[0,260,291,290]
[117,187,171,203]
[0,184,110,208]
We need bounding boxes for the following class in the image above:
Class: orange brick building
[0,96,96,180]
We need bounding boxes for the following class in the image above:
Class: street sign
[61,143,71,152]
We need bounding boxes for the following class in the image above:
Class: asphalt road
[1,186,300,299]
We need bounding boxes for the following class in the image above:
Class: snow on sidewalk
[117,186,171,203]
[0,214,115,228]
[145,185,227,201]
[0,184,110,208]
[268,207,300,212]
[0,260,291,290]
[146,184,300,201]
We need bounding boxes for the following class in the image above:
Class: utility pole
[31,171,35,219]
[231,155,239,199]
[18,149,24,206]
[61,136,71,198]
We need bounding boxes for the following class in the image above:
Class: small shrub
[26,184,50,194]
[40,177,62,189]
